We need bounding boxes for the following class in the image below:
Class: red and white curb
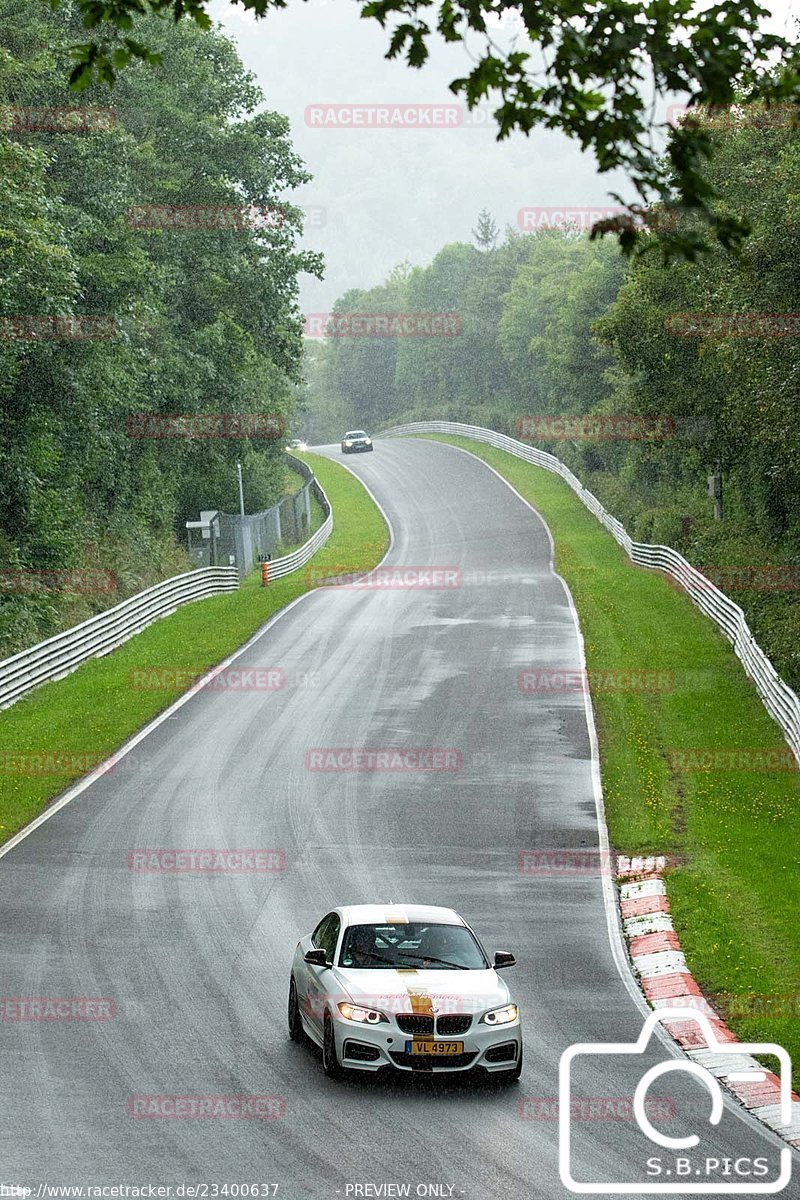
[617,855,800,1150]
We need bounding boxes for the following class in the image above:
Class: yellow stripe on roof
[383,909,409,923]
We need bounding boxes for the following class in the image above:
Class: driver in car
[344,926,378,968]
[415,925,459,968]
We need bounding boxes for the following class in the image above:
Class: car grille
[389,1050,478,1070]
[396,1014,434,1036]
[396,1013,473,1035]
[436,1014,472,1035]
[484,1042,518,1063]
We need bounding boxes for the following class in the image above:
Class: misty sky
[211,0,796,312]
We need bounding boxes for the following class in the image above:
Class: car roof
[336,904,465,927]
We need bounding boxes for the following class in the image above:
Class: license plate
[405,1040,464,1055]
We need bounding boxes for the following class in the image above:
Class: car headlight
[337,1002,389,1024]
[364,438,372,444]
[481,1003,518,1026]
[344,440,353,447]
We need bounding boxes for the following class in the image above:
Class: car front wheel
[322,1012,345,1079]
[494,1045,523,1084]
[288,977,305,1043]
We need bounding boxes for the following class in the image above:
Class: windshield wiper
[347,949,395,967]
[397,951,468,970]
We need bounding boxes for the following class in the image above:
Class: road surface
[0,438,790,1197]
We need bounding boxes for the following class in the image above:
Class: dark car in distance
[341,431,374,454]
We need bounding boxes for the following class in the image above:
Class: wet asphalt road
[0,438,790,1197]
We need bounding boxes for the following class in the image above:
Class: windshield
[344,431,367,439]
[338,922,488,970]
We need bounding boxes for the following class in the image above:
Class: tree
[0,1,321,653]
[303,107,800,685]
[41,0,800,261]
[472,210,498,251]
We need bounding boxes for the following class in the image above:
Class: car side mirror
[494,951,516,969]
[304,947,331,968]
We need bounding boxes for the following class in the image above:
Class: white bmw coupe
[288,903,522,1081]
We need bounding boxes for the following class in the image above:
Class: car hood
[331,967,510,1015]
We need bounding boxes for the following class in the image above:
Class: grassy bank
[0,452,388,847]
[422,434,800,1079]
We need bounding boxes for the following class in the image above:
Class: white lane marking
[0,456,396,863]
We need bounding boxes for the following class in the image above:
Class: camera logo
[559,1008,793,1193]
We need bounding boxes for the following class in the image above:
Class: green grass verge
[422,434,800,1082]
[0,452,387,847]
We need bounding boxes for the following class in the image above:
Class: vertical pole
[237,461,245,517]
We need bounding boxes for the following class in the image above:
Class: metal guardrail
[381,420,800,765]
[0,567,239,710]
[0,467,334,710]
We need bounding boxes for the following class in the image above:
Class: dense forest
[304,110,800,688]
[0,0,318,654]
